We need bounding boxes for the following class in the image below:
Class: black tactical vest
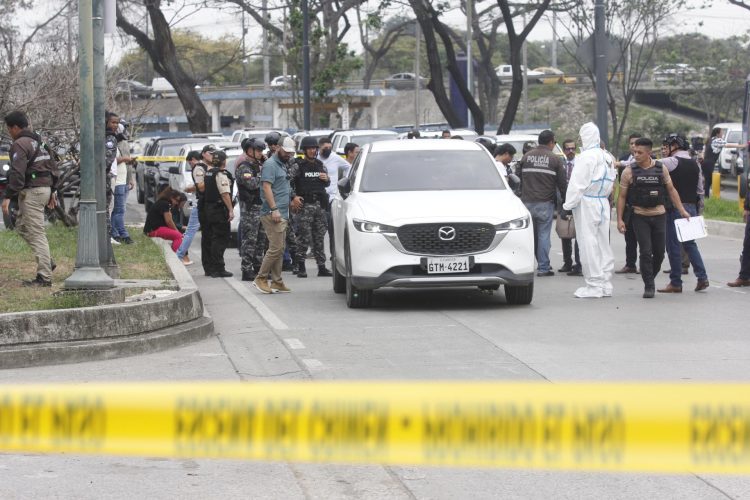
[295,157,328,206]
[203,168,234,205]
[669,156,700,204]
[630,164,666,208]
[236,160,262,205]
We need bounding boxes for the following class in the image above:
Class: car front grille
[396,223,495,255]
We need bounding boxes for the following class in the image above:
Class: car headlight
[352,219,398,234]
[495,216,530,231]
[1,164,9,172]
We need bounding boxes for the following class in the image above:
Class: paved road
[2,196,750,498]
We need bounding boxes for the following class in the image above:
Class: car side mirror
[168,166,181,174]
[338,177,352,199]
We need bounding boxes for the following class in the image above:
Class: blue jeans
[666,204,707,286]
[110,184,130,239]
[525,201,555,272]
[176,204,200,259]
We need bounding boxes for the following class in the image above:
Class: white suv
[331,139,535,308]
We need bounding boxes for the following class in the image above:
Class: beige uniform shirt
[620,162,673,216]
[192,165,206,186]
[216,170,230,195]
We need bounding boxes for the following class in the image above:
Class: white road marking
[284,338,306,350]
[712,285,747,294]
[302,358,324,370]
[224,277,289,330]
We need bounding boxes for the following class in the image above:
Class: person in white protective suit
[562,123,617,298]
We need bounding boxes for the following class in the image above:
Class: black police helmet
[211,149,227,166]
[300,136,319,150]
[663,133,689,151]
[241,137,266,153]
[474,137,495,153]
[264,131,282,146]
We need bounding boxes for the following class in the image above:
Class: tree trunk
[117,1,211,132]
[498,43,523,134]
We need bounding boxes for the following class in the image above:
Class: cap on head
[280,136,297,154]
[202,144,216,154]
[211,149,227,166]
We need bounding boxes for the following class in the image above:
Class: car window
[348,152,361,187]
[727,130,741,144]
[351,134,395,146]
[360,151,505,192]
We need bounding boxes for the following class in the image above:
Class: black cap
[202,144,216,154]
[211,149,227,166]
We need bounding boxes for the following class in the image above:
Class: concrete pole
[594,0,608,144]
[522,14,528,124]
[263,0,270,89]
[241,10,247,86]
[552,11,557,68]
[93,0,117,277]
[414,21,420,130]
[302,0,311,130]
[65,0,114,289]
[466,0,473,129]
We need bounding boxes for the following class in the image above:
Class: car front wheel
[331,242,345,294]
[504,283,533,305]
[344,235,372,308]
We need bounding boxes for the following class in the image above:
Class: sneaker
[270,280,291,293]
[253,276,273,294]
[558,265,572,273]
[536,270,555,277]
[121,237,134,245]
[567,267,583,276]
[23,274,52,287]
[110,237,121,246]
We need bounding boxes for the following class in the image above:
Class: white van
[151,77,176,98]
[713,122,744,175]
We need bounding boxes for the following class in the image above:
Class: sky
[92,0,750,67]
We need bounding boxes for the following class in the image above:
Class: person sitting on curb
[143,187,187,253]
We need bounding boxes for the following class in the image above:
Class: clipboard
[674,215,707,242]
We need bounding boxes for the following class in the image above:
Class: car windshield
[360,150,505,192]
[158,144,186,167]
[727,130,741,143]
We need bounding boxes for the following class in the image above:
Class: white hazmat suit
[562,123,617,298]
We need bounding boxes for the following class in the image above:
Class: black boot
[242,269,256,281]
[317,265,332,277]
[297,260,307,278]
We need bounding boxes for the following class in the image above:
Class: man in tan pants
[2,111,57,287]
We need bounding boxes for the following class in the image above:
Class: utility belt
[301,192,328,207]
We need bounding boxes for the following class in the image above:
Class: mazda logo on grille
[438,226,456,241]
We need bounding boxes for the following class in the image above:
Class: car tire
[504,283,534,305]
[144,181,154,212]
[332,243,345,294]
[344,235,372,308]
[137,185,145,204]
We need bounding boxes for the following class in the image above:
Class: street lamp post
[65,0,114,289]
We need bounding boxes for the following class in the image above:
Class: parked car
[532,67,578,84]
[384,73,427,90]
[396,128,478,141]
[292,129,335,153]
[115,79,153,99]
[270,75,297,89]
[713,122,745,176]
[652,63,695,84]
[331,139,534,308]
[135,137,194,211]
[229,128,286,146]
[151,77,177,98]
[495,65,544,83]
[329,129,398,156]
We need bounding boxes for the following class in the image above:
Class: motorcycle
[0,160,19,230]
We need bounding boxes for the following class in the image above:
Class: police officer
[2,110,58,286]
[292,136,331,278]
[200,149,235,278]
[237,138,268,281]
[657,133,709,293]
[617,137,691,298]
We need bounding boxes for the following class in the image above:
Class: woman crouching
[144,187,187,252]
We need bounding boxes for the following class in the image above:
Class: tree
[116,0,211,132]
[560,0,684,153]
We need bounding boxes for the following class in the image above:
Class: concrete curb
[0,239,215,368]
[705,219,746,240]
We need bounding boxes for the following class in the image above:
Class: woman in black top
[143,188,187,252]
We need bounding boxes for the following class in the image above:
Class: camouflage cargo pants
[239,204,267,273]
[295,202,327,266]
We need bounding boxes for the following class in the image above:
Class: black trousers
[201,204,230,274]
[561,238,580,268]
[624,216,638,268]
[632,213,666,288]
[740,217,750,280]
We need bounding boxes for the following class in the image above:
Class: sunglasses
[564,147,576,151]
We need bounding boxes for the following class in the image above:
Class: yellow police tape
[134,156,185,162]
[0,155,9,161]
[1,382,749,473]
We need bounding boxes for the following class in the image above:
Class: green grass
[703,197,745,223]
[0,225,171,313]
